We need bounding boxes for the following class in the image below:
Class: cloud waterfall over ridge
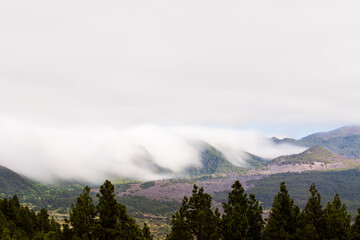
[0,118,305,183]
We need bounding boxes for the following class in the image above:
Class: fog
[0,118,304,183]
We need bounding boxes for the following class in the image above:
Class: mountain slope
[271,137,304,147]
[299,126,360,158]
[243,152,268,168]
[270,145,346,165]
[186,145,245,176]
[0,165,39,198]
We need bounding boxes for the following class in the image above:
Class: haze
[0,0,359,182]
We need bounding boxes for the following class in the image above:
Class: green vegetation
[166,181,360,240]
[166,184,221,240]
[0,195,62,239]
[222,181,264,240]
[186,144,245,176]
[2,179,360,239]
[243,152,268,168]
[299,126,360,158]
[246,168,360,215]
[271,137,304,147]
[140,181,156,190]
[117,195,180,216]
[271,145,342,165]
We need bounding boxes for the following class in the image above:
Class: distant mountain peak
[301,125,360,141]
[271,145,345,165]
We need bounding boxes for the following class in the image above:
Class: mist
[0,118,305,183]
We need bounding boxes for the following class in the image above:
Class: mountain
[186,144,245,176]
[243,152,268,168]
[301,125,360,141]
[271,137,304,147]
[270,145,346,165]
[0,165,39,198]
[299,126,360,158]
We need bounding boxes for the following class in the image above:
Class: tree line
[167,181,360,240]
[0,180,153,240]
[1,179,360,239]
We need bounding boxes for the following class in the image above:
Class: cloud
[0,117,305,183]
[0,0,360,134]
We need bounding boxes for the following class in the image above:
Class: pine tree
[167,184,221,240]
[96,180,121,239]
[222,181,264,240]
[247,193,264,240]
[350,208,360,240]
[322,194,351,240]
[262,182,299,240]
[222,180,249,240]
[142,222,154,240]
[96,180,143,240]
[295,183,323,240]
[70,185,96,239]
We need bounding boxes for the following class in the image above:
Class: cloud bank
[0,118,304,183]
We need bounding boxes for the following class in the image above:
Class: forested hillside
[298,126,360,158]
[2,180,360,239]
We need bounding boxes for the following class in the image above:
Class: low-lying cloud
[0,117,305,183]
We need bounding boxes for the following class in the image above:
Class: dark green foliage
[322,194,351,240]
[243,152,268,168]
[186,145,245,176]
[350,208,360,239]
[0,195,55,239]
[299,126,360,158]
[295,183,323,240]
[96,180,143,240]
[117,195,180,216]
[2,179,360,239]
[166,184,221,240]
[142,222,154,240]
[70,185,96,239]
[262,182,300,240]
[222,180,264,240]
[140,181,156,189]
[271,145,341,165]
[0,165,85,214]
[222,181,249,239]
[247,168,360,216]
[247,194,264,240]
[0,165,40,199]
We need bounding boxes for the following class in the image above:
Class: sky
[0,1,359,182]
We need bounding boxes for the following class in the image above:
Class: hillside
[186,144,245,176]
[299,126,360,158]
[270,145,346,165]
[245,168,360,216]
[0,165,39,198]
[271,137,303,147]
[300,125,360,141]
[243,152,268,168]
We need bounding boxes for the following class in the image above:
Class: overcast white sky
[0,1,359,182]
[1,0,360,134]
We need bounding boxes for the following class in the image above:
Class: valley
[1,126,360,239]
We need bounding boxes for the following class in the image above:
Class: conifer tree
[222,181,263,240]
[167,184,221,240]
[222,180,249,239]
[142,222,154,240]
[262,182,299,240]
[96,180,143,240]
[295,183,323,240]
[350,208,360,240]
[70,185,96,239]
[322,194,351,240]
[247,193,264,240]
